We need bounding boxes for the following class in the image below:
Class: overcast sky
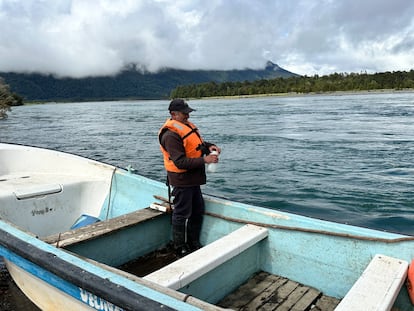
[1,0,413,78]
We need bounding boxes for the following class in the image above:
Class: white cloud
[0,0,413,77]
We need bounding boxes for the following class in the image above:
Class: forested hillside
[171,71,414,98]
[0,62,295,102]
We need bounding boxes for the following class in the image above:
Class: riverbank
[199,88,414,100]
[18,88,414,106]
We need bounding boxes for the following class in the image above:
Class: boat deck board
[42,207,164,247]
[217,271,340,311]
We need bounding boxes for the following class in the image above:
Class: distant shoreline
[22,88,414,105]
[197,88,414,100]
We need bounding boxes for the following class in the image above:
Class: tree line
[170,70,414,98]
[0,78,23,119]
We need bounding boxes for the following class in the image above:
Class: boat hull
[0,220,201,311]
[6,261,94,311]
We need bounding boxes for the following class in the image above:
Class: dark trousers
[171,186,205,253]
[171,186,205,226]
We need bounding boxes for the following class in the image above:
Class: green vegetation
[170,70,414,98]
[0,78,23,119]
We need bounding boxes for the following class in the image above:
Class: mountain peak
[265,61,281,71]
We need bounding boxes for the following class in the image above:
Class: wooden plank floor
[217,271,340,311]
[119,250,340,311]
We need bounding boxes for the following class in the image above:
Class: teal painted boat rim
[203,193,414,241]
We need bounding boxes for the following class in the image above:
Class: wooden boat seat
[144,224,268,290]
[42,207,164,248]
[335,254,408,311]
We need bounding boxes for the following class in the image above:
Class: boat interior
[0,154,340,309]
[0,174,409,310]
[40,205,341,311]
[0,145,411,310]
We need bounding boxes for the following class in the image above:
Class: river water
[1,91,414,309]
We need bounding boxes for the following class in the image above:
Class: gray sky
[1,0,413,78]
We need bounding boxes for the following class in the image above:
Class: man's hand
[204,153,219,164]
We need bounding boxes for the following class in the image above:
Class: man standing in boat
[159,99,220,257]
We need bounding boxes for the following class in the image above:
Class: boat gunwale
[205,211,414,243]
[203,194,414,242]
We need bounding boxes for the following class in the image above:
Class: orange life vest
[407,259,414,305]
[159,119,203,173]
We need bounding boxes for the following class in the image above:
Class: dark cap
[168,99,195,113]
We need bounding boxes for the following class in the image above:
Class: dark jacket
[160,129,213,187]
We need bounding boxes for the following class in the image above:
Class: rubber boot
[187,219,203,252]
[172,224,190,258]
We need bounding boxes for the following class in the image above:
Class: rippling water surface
[1,92,414,235]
